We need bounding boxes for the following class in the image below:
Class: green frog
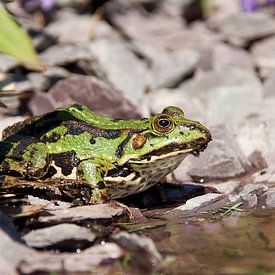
[0,104,211,204]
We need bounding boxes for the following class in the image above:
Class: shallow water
[146,208,275,274]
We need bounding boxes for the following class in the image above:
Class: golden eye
[153,115,175,134]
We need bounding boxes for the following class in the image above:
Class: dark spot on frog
[115,134,132,158]
[45,166,58,178]
[112,118,123,122]
[0,141,13,163]
[90,138,96,144]
[0,175,5,183]
[50,151,80,176]
[70,104,84,111]
[63,121,88,135]
[42,132,61,143]
[106,167,132,178]
[9,138,38,161]
[0,160,24,178]
[26,166,49,179]
[103,129,121,139]
[62,121,122,139]
[0,161,10,175]
[96,181,106,189]
[132,171,141,181]
[32,111,80,136]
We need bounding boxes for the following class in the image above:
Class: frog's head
[119,106,211,165]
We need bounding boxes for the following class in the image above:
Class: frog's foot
[77,158,114,204]
[0,140,50,179]
[89,186,108,204]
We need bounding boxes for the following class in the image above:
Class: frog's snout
[196,123,212,143]
[190,124,212,156]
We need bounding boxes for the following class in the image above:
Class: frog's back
[2,103,146,142]
[1,104,95,141]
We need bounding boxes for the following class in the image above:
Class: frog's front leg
[0,139,50,179]
[77,158,115,204]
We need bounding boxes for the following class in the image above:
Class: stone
[263,71,275,97]
[251,35,275,78]
[89,39,149,103]
[112,231,162,273]
[0,212,21,242]
[45,8,120,43]
[248,151,268,171]
[45,9,94,44]
[0,212,36,275]
[26,195,72,210]
[19,243,124,274]
[0,54,18,72]
[23,223,96,250]
[235,116,275,168]
[208,13,275,47]
[161,193,226,220]
[179,68,263,125]
[48,76,142,119]
[0,75,32,98]
[28,92,58,115]
[266,189,275,208]
[235,119,269,159]
[28,67,70,92]
[142,88,205,121]
[208,0,241,22]
[211,43,254,72]
[160,0,192,16]
[170,193,224,212]
[105,5,186,43]
[37,204,126,225]
[132,41,200,89]
[229,184,269,208]
[203,180,241,195]
[188,125,250,180]
[40,44,91,67]
[0,98,6,108]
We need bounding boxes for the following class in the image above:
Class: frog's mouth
[132,137,210,163]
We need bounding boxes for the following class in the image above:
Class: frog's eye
[152,115,175,134]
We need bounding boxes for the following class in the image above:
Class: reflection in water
[154,209,275,274]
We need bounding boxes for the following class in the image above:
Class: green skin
[0,104,211,204]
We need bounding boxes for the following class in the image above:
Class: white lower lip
[130,148,193,164]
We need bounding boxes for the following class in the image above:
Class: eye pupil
[152,115,174,134]
[158,119,170,127]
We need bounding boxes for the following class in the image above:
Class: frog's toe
[24,142,50,178]
[89,188,108,204]
[2,140,50,179]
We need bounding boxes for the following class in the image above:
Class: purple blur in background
[40,0,55,12]
[241,0,275,12]
[21,0,56,12]
[241,0,258,11]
